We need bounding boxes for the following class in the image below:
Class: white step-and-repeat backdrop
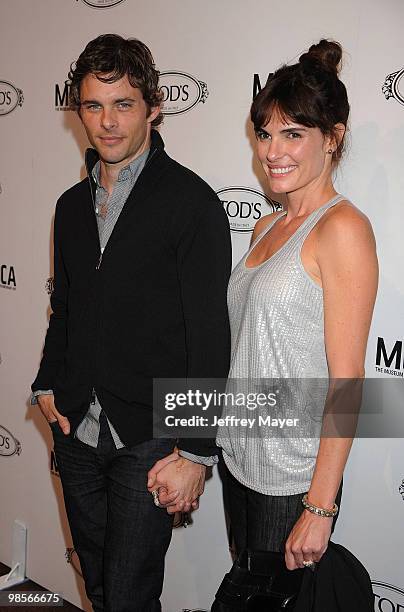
[0,1,403,610]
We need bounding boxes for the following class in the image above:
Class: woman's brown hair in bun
[251,39,349,162]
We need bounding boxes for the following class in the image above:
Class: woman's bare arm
[285,204,378,569]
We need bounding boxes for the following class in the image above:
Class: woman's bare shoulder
[317,198,376,252]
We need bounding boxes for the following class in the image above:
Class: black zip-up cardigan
[32,130,231,455]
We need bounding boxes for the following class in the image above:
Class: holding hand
[147,453,206,514]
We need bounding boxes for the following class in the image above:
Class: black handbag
[211,550,305,611]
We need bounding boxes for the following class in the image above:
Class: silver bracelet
[301,493,338,518]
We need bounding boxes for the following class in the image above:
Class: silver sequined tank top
[216,195,345,495]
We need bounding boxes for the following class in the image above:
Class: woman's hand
[147,453,206,514]
[284,510,332,570]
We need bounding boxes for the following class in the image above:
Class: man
[31,34,231,612]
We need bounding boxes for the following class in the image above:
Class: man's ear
[147,106,161,125]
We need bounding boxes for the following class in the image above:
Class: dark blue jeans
[52,413,175,612]
[223,462,342,554]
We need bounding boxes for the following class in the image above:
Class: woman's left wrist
[302,493,338,518]
[306,490,337,509]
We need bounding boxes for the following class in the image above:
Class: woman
[216,39,378,574]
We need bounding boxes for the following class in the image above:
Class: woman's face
[255,109,333,195]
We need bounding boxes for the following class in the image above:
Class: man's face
[79,73,159,167]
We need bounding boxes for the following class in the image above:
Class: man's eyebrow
[113,97,136,104]
[81,97,136,105]
[81,99,100,106]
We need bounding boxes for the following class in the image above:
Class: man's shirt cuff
[178,450,218,466]
[30,389,54,405]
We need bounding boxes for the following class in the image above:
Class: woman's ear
[332,122,346,150]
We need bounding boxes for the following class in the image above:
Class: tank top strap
[291,194,346,247]
[248,210,287,252]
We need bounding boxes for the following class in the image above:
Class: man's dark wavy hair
[68,33,163,127]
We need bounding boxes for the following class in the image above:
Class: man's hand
[37,394,70,435]
[147,453,206,514]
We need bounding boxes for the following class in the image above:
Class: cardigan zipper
[87,148,158,272]
[86,169,103,270]
[96,249,103,270]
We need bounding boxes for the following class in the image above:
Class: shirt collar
[91,148,150,188]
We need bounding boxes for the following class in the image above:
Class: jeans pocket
[49,420,61,433]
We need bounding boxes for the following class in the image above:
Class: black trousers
[223,462,343,555]
[52,413,175,612]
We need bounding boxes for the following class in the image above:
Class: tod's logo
[382,67,404,106]
[0,80,24,116]
[160,71,209,116]
[372,582,404,611]
[78,0,126,7]
[217,186,282,233]
[0,425,22,457]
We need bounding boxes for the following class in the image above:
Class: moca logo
[0,425,22,457]
[375,337,404,378]
[160,71,209,116]
[217,186,282,233]
[78,0,126,7]
[372,581,404,611]
[1,264,16,290]
[55,81,72,111]
[0,80,24,116]
[382,67,404,106]
[253,72,273,98]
